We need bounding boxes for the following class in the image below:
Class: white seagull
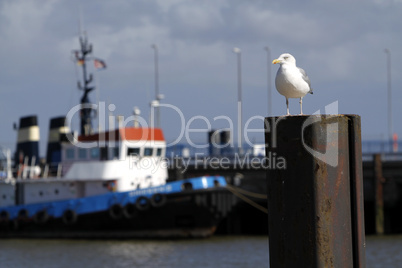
[272,53,313,115]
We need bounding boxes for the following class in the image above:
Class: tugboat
[0,31,236,238]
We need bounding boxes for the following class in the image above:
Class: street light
[384,48,392,151]
[151,44,160,127]
[264,46,272,116]
[233,47,243,155]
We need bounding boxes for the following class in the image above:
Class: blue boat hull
[0,177,237,238]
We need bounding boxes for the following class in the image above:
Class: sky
[1,0,402,156]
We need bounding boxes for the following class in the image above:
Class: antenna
[78,4,84,36]
[75,13,95,136]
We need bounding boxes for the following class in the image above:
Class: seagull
[272,53,313,115]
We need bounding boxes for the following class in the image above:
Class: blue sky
[1,0,402,155]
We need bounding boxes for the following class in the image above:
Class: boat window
[100,147,108,160]
[127,147,140,157]
[113,147,119,158]
[90,148,99,159]
[78,148,87,159]
[144,148,153,157]
[156,148,162,156]
[66,148,75,160]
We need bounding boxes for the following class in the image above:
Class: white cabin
[3,127,168,206]
[61,127,168,191]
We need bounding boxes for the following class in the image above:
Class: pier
[168,137,402,237]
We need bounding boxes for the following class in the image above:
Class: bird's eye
[284,56,288,59]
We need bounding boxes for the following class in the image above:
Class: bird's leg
[286,98,290,115]
[299,97,303,115]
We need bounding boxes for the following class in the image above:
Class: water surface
[0,235,401,267]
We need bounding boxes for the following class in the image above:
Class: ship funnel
[15,115,40,166]
[46,116,70,165]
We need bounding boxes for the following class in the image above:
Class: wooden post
[265,115,366,268]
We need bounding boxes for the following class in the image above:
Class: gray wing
[298,67,313,94]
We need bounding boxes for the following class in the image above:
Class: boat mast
[74,31,94,136]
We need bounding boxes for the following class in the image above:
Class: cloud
[0,0,56,45]
[168,1,227,40]
[1,0,402,151]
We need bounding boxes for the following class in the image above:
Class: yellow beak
[272,59,280,64]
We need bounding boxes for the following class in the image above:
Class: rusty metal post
[348,116,366,267]
[264,115,366,268]
[373,153,384,235]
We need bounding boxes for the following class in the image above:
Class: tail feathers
[309,88,314,94]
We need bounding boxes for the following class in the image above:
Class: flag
[77,59,84,66]
[94,59,107,70]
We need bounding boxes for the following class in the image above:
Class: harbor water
[0,235,401,267]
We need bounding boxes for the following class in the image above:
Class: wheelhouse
[62,127,166,162]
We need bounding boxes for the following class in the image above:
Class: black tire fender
[18,209,29,220]
[0,210,9,222]
[150,193,167,208]
[135,196,150,211]
[123,203,137,218]
[34,209,49,224]
[62,209,77,225]
[109,203,123,220]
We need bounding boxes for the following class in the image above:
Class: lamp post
[264,46,272,116]
[233,47,243,155]
[384,48,392,151]
[151,44,160,127]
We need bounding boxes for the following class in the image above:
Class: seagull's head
[272,53,296,66]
